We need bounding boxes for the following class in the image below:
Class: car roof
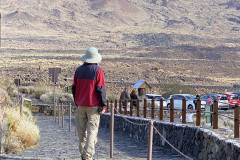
[146,94,162,96]
[223,93,238,96]
[202,93,226,96]
[171,94,194,96]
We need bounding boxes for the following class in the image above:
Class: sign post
[49,68,61,121]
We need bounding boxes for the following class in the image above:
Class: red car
[223,93,240,108]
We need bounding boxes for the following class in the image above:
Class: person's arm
[96,68,106,113]
[72,72,77,102]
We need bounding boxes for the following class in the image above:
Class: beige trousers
[75,106,100,160]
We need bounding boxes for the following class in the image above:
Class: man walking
[72,47,106,160]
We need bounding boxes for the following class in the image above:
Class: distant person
[72,47,106,160]
[193,94,200,109]
[206,96,213,106]
[130,89,138,107]
[120,87,130,107]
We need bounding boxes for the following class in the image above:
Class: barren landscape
[1,0,240,97]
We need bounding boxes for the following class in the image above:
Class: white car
[145,94,167,107]
[166,94,205,110]
[201,94,229,110]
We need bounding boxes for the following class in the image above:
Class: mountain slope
[1,0,240,49]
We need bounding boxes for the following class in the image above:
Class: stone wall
[100,114,240,160]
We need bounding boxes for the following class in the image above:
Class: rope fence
[46,97,240,159]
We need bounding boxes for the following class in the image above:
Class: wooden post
[234,104,239,138]
[147,121,153,160]
[170,98,174,122]
[107,100,109,113]
[144,99,147,118]
[182,98,186,124]
[136,99,140,117]
[151,99,154,119]
[213,99,218,129]
[119,99,122,114]
[110,100,115,158]
[62,103,64,128]
[196,98,201,126]
[69,103,72,131]
[130,100,133,116]
[53,82,56,122]
[58,103,60,125]
[114,100,117,114]
[20,94,23,117]
[159,99,163,121]
[124,99,127,115]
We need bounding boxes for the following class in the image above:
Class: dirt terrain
[1,0,240,96]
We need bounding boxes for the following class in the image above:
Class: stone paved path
[0,115,187,160]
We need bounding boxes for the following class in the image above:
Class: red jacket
[72,63,106,107]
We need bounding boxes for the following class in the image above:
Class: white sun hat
[81,47,102,63]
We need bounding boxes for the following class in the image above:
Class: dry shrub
[0,77,17,97]
[40,91,74,104]
[0,88,12,107]
[3,106,40,154]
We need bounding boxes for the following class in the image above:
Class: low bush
[107,94,118,101]
[40,92,74,104]
[3,106,40,154]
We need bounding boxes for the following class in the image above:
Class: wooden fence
[105,98,240,138]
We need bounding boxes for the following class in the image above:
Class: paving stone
[0,115,187,160]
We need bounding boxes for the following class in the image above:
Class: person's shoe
[81,156,86,160]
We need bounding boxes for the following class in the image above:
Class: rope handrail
[112,106,193,160]
[152,125,193,160]
[113,107,149,126]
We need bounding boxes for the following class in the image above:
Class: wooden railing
[105,98,240,138]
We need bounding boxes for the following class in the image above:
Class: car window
[155,96,164,100]
[231,95,238,100]
[185,95,195,100]
[220,96,227,100]
[171,95,178,99]
[211,95,217,100]
[201,95,208,100]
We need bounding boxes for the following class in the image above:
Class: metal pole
[182,98,186,124]
[213,99,218,129]
[110,100,114,158]
[69,103,71,131]
[234,104,239,138]
[147,121,153,160]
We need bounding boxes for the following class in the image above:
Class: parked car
[232,92,240,100]
[222,93,240,108]
[200,94,229,110]
[145,94,167,107]
[166,94,205,110]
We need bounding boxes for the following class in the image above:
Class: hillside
[1,0,240,50]
[1,0,240,94]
